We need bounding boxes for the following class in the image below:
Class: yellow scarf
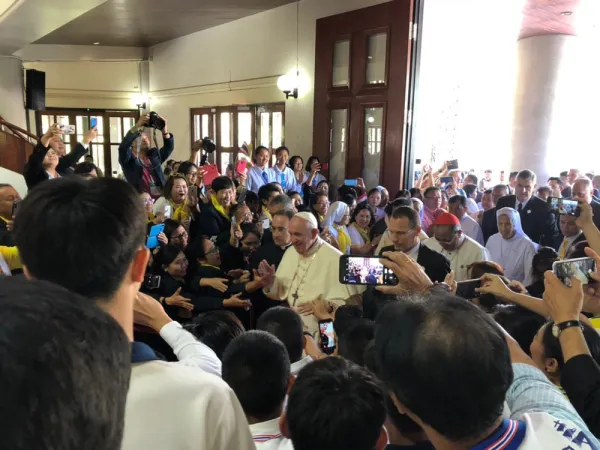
[350,223,370,244]
[334,224,352,255]
[262,206,272,221]
[170,199,191,226]
[211,194,230,220]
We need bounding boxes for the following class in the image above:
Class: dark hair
[73,161,98,176]
[465,174,478,185]
[211,176,234,192]
[483,189,493,195]
[340,194,356,209]
[240,222,261,243]
[253,146,270,162]
[333,305,364,336]
[177,161,197,176]
[162,219,183,243]
[257,306,304,363]
[185,235,210,264]
[509,171,519,179]
[337,319,375,367]
[541,320,600,372]
[385,198,412,217]
[273,209,295,221]
[560,171,568,178]
[163,175,187,200]
[537,186,551,195]
[369,219,388,242]
[350,203,375,227]
[375,295,512,441]
[395,189,411,199]
[0,277,130,450]
[423,187,441,198]
[275,146,289,156]
[493,305,545,356]
[409,187,422,199]
[305,156,320,172]
[152,244,183,274]
[468,261,504,279]
[289,155,304,171]
[288,190,301,198]
[531,246,559,280]
[390,206,420,228]
[14,177,146,300]
[338,185,357,200]
[287,357,386,450]
[367,188,381,198]
[566,240,589,259]
[258,183,280,204]
[462,184,478,197]
[448,195,466,207]
[222,331,290,421]
[186,310,245,359]
[548,176,563,186]
[244,191,260,214]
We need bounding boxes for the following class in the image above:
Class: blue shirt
[270,165,297,192]
[246,165,277,193]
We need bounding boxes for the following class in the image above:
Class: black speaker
[25,69,45,110]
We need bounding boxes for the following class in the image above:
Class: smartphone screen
[319,320,336,355]
[553,257,597,287]
[446,159,459,170]
[321,163,329,170]
[339,256,398,286]
[455,279,482,299]
[344,179,358,187]
[548,197,579,216]
[90,118,97,129]
[440,176,454,185]
[142,274,161,290]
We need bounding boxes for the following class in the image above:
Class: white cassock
[424,236,490,282]
[460,214,485,246]
[485,207,537,286]
[264,238,364,335]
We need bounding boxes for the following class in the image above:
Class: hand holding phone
[236,159,249,175]
[548,197,579,216]
[455,279,482,299]
[318,319,336,355]
[146,224,165,249]
[553,257,597,287]
[339,255,397,286]
[344,179,358,187]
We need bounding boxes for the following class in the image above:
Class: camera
[148,111,166,131]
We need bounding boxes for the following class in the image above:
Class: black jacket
[0,219,14,246]
[248,243,290,273]
[153,272,225,316]
[118,131,174,190]
[24,141,87,189]
[191,203,230,243]
[553,232,587,255]
[493,195,559,247]
[591,200,600,230]
[482,207,498,244]
[561,354,600,437]
[381,244,450,284]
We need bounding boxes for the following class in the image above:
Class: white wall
[0,56,25,129]
[511,34,600,181]
[149,0,392,162]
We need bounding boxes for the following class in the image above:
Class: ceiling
[33,0,296,47]
[519,0,581,39]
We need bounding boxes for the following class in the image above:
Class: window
[191,103,285,175]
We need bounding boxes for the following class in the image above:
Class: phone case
[236,159,249,175]
[203,164,220,186]
[146,224,165,249]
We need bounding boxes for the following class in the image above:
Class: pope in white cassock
[260,212,365,335]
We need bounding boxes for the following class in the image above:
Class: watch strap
[555,320,583,337]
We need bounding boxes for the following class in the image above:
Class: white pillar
[0,56,26,129]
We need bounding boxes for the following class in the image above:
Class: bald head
[571,178,594,204]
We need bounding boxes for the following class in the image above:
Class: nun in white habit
[321,201,352,254]
[485,207,537,286]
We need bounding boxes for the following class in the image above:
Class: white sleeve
[153,197,168,215]
[160,321,222,377]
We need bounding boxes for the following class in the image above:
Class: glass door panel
[329,109,348,188]
[362,107,384,188]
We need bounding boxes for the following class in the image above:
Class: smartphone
[142,274,161,290]
[319,319,336,355]
[58,124,76,134]
[548,197,579,216]
[344,179,358,187]
[553,257,597,287]
[446,159,459,170]
[203,164,220,186]
[440,176,454,185]
[415,158,422,165]
[90,118,97,129]
[321,162,329,170]
[188,185,198,200]
[455,279,482,299]
[163,204,172,219]
[12,200,20,217]
[236,159,248,175]
[146,224,165,249]
[339,255,398,286]
[237,187,247,205]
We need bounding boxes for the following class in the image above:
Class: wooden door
[312,0,414,191]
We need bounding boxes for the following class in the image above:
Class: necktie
[262,171,268,184]
[518,203,523,213]
[559,238,569,260]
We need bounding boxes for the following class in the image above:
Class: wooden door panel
[313,0,413,191]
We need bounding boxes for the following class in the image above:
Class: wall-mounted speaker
[25,69,45,111]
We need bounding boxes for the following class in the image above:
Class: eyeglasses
[206,247,220,256]
[142,198,155,205]
[172,231,188,241]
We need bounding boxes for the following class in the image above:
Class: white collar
[290,355,313,376]
[249,417,282,437]
[565,231,583,244]
[516,197,531,210]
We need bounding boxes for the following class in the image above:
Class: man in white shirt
[269,146,297,193]
[13,177,254,450]
[260,212,363,336]
[222,331,295,450]
[448,194,485,245]
[424,212,489,282]
[556,214,585,259]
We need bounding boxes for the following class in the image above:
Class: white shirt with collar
[250,418,294,450]
[269,165,297,192]
[515,197,531,212]
[247,165,277,193]
[291,355,313,376]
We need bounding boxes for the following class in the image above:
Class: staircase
[0,117,37,174]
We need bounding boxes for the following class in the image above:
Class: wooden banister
[0,116,37,175]
[0,117,38,143]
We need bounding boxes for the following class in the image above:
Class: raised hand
[165,287,194,311]
[376,251,433,295]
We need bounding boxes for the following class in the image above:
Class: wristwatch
[552,320,583,338]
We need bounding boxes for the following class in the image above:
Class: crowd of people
[1,114,600,449]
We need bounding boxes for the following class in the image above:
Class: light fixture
[93,42,100,45]
[278,0,305,100]
[132,93,148,110]
[367,116,375,123]
[561,11,573,16]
